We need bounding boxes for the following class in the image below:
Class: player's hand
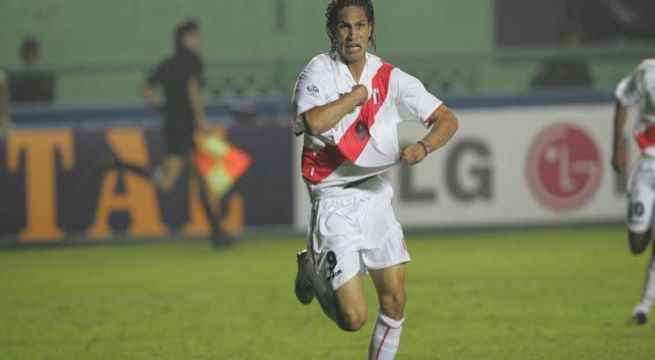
[400,143,427,165]
[612,149,627,174]
[351,85,369,105]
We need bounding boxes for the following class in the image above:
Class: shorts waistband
[343,175,376,189]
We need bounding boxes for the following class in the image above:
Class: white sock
[637,256,655,313]
[369,313,404,360]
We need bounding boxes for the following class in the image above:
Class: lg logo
[399,138,493,203]
[525,123,602,212]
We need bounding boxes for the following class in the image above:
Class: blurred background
[0,0,653,243]
[3,1,655,359]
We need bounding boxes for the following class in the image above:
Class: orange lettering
[88,129,167,238]
[7,129,74,242]
[220,194,244,235]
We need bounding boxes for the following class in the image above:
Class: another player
[612,58,655,325]
[292,1,458,358]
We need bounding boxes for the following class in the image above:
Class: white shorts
[628,159,655,233]
[305,180,410,290]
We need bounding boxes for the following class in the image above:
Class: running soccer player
[292,1,458,358]
[613,58,655,325]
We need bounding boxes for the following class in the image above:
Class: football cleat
[210,229,235,248]
[633,311,648,325]
[295,250,315,305]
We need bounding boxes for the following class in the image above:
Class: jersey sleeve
[291,59,330,135]
[392,68,443,128]
[615,69,641,107]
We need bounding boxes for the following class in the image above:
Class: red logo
[525,123,603,212]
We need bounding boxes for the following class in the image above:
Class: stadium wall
[0,95,632,245]
[0,0,491,66]
[1,1,646,103]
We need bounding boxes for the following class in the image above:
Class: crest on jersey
[372,88,381,105]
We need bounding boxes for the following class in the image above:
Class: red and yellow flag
[193,133,251,197]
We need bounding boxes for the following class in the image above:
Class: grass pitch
[1,227,654,359]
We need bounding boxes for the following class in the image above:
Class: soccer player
[613,58,655,325]
[291,1,458,358]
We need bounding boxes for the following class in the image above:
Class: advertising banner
[294,103,629,230]
[0,124,293,244]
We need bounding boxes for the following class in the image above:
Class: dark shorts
[164,119,195,156]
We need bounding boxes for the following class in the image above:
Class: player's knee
[629,231,651,254]
[379,290,406,320]
[337,308,367,332]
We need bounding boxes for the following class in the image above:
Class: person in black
[9,38,55,102]
[107,19,231,247]
[530,26,593,90]
[143,19,208,191]
[0,71,9,133]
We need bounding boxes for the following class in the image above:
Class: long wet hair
[325,0,376,53]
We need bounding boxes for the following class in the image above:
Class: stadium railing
[1,44,652,125]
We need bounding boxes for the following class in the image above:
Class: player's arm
[302,85,368,135]
[142,83,162,112]
[612,101,629,174]
[401,105,458,165]
[188,75,210,132]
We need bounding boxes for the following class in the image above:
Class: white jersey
[292,52,442,199]
[616,59,655,157]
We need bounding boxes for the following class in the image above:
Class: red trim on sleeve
[423,103,444,128]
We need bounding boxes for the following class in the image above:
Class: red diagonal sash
[301,63,395,185]
[636,124,655,152]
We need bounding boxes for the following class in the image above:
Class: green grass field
[1,226,654,359]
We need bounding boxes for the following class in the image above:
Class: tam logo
[525,123,603,212]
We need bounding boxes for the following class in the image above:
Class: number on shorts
[326,251,338,273]
[632,201,645,217]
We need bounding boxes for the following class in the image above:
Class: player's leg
[296,254,368,331]
[362,193,410,359]
[95,145,183,190]
[334,274,368,331]
[634,245,655,325]
[95,149,153,180]
[296,246,369,330]
[368,264,406,360]
[188,160,233,247]
[156,154,185,192]
[295,199,369,330]
[627,166,655,323]
[628,165,655,254]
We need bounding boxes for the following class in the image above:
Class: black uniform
[147,48,203,156]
